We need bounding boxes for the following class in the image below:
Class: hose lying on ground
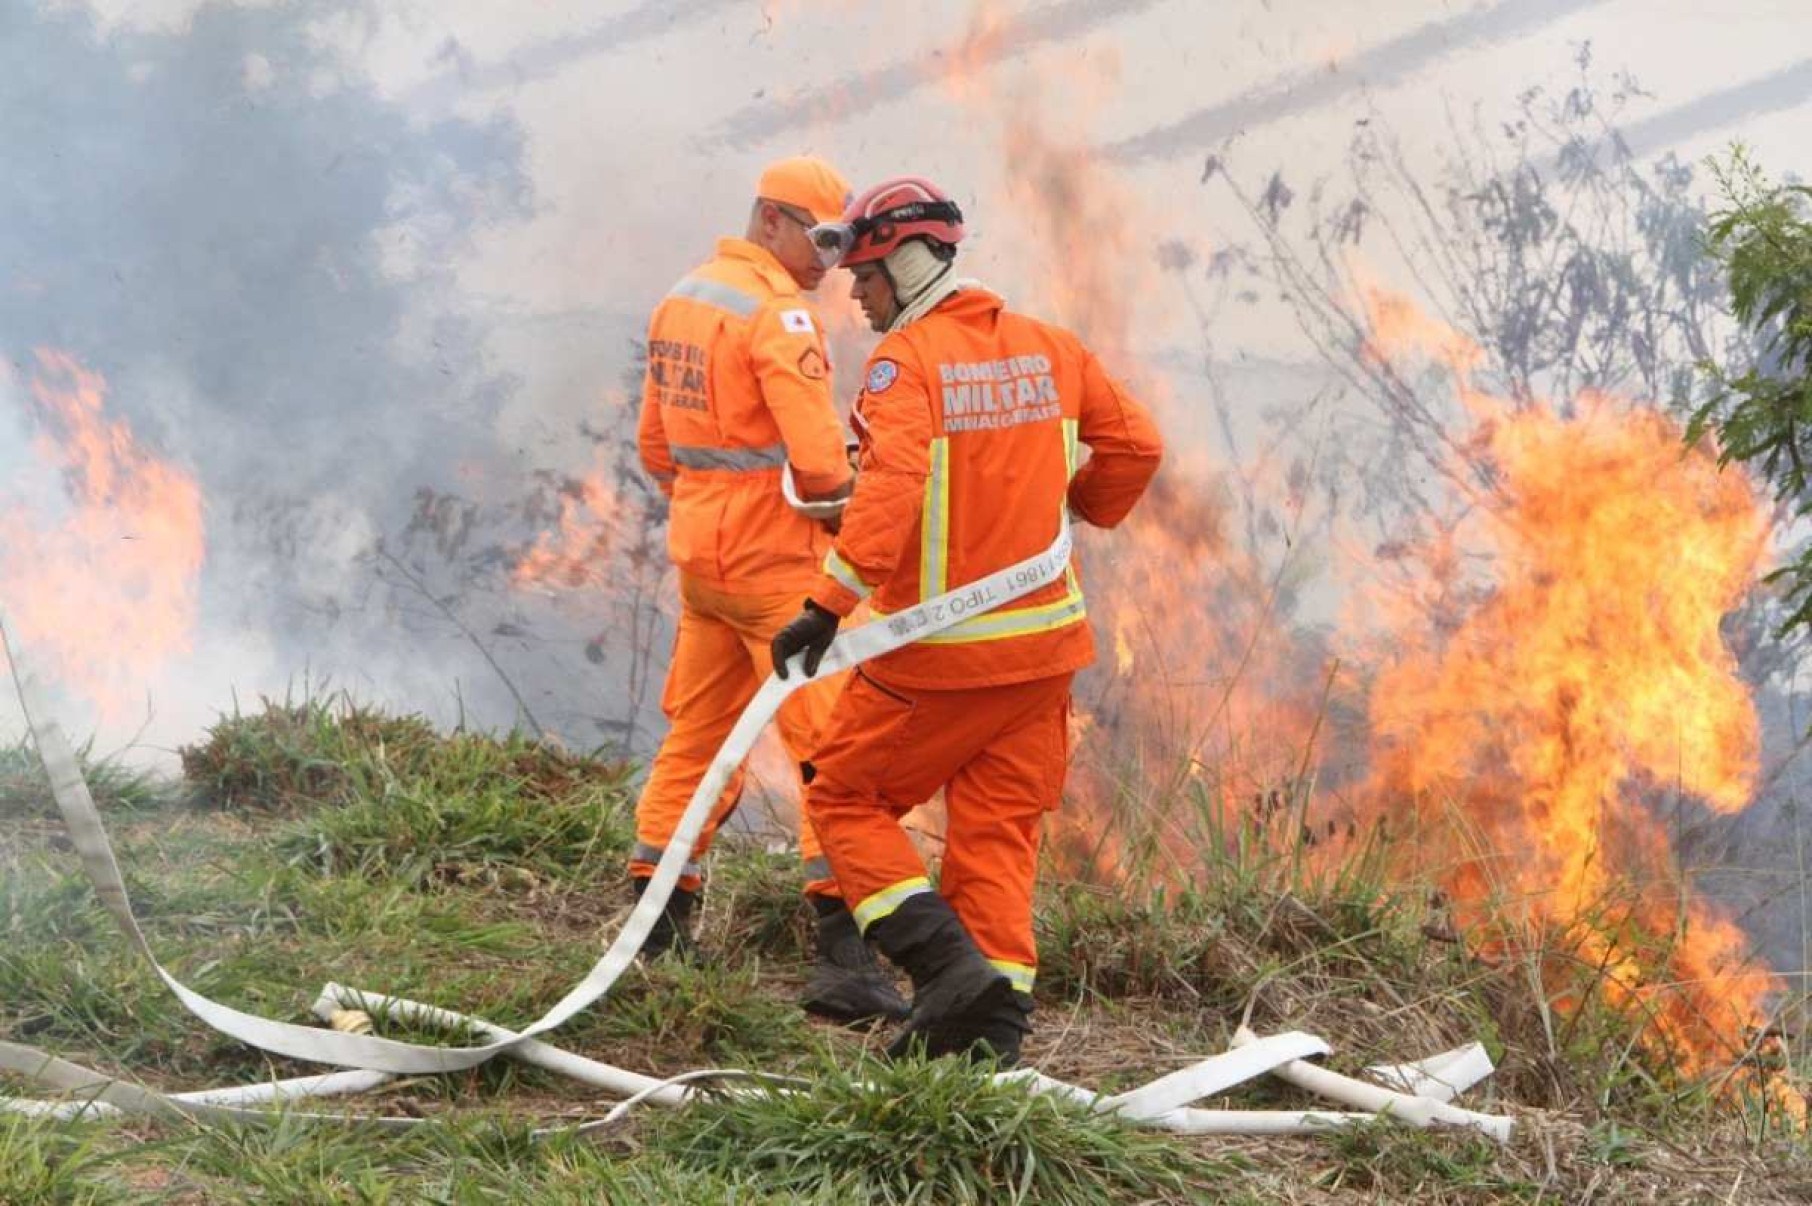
[0,520,1511,1140]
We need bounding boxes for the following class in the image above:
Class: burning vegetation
[0,350,203,724]
[4,7,1810,1201]
[492,18,1803,1114]
[1345,287,1785,1090]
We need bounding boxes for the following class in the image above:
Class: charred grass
[1,698,1808,1202]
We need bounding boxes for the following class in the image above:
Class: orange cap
[756,156,853,225]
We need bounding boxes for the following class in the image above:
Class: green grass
[0,736,179,820]
[0,694,1807,1203]
[643,1054,1237,1204]
[0,1110,843,1204]
[177,691,442,812]
[0,1114,130,1205]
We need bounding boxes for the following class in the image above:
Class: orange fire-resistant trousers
[805,668,1075,993]
[629,573,845,897]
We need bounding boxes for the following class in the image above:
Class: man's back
[826,287,1162,689]
[638,237,850,594]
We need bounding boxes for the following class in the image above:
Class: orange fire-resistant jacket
[638,238,853,594]
[808,288,1163,688]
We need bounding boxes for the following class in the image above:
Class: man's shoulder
[708,244,800,302]
[894,299,1077,355]
[719,260,818,326]
[995,303,1078,344]
[696,249,768,289]
[653,253,794,326]
[864,327,921,371]
[853,331,922,399]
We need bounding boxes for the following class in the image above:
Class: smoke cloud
[1104,0,1605,161]
[4,0,1809,984]
[1,0,536,744]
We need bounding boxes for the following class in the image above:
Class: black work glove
[772,601,840,679]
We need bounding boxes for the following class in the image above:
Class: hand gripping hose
[0,525,1074,1075]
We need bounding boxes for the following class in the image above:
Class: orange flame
[929,20,1332,883]
[554,4,1792,1095]
[939,4,1012,104]
[1346,286,1783,1075]
[509,387,640,593]
[511,459,621,591]
[927,20,1791,1090]
[0,349,205,721]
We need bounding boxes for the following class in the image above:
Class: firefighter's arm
[808,354,932,618]
[636,338,676,499]
[750,302,853,500]
[1068,346,1163,527]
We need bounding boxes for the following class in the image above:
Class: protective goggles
[805,199,964,270]
[805,222,860,270]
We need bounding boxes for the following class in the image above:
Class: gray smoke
[3,2,1807,985]
[1,0,539,744]
[1104,0,1605,161]
[709,0,1167,149]
[1541,58,1812,177]
[405,0,744,110]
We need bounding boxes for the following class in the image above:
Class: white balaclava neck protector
[882,239,963,331]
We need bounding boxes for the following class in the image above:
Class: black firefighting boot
[931,990,1035,1068]
[868,894,1015,1060]
[800,895,911,1025]
[631,876,698,961]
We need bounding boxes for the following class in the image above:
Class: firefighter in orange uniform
[772,177,1163,1064]
[633,156,906,1025]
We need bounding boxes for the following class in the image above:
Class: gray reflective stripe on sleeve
[801,856,832,883]
[631,842,703,881]
[669,443,788,471]
[668,275,761,318]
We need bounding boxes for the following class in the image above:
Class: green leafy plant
[1687,146,1812,635]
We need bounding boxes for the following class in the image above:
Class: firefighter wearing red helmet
[774,176,1165,1065]
[801,177,969,332]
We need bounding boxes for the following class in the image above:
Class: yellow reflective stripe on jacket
[870,583,1087,645]
[824,549,874,599]
[852,876,932,933]
[1061,419,1081,597]
[896,417,1085,644]
[916,586,1086,644]
[989,959,1036,993]
[919,437,950,599]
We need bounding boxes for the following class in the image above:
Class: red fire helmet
[806,176,965,269]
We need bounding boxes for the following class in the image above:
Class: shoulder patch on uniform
[779,308,815,334]
[798,346,827,380]
[866,359,900,393]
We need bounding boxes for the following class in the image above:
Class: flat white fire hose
[1230,1028,1512,1141]
[0,1042,428,1130]
[1365,1042,1500,1104]
[0,517,1512,1141]
[0,530,1069,1072]
[781,462,850,522]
